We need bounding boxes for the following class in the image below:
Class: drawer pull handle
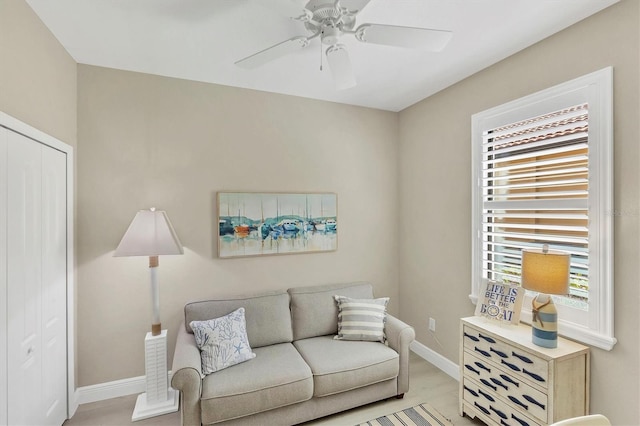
[511,413,530,426]
[480,378,497,391]
[512,351,534,364]
[474,402,490,416]
[500,374,520,387]
[523,394,546,410]
[463,385,479,398]
[490,377,508,391]
[475,361,491,373]
[474,347,491,358]
[478,389,495,402]
[501,360,521,372]
[465,364,480,375]
[479,333,496,343]
[523,368,545,382]
[490,405,508,420]
[490,347,508,358]
[509,395,529,410]
[464,332,480,342]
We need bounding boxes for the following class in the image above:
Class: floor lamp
[114,208,183,421]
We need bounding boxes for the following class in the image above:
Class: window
[471,67,616,350]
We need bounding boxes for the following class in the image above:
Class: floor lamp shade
[114,209,184,257]
[521,245,570,348]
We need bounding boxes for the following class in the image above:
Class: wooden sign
[475,281,524,324]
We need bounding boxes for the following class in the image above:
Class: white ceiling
[26,0,619,112]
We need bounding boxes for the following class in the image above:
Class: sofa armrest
[385,314,415,395]
[171,323,203,426]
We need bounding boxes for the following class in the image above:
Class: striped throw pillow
[334,295,389,343]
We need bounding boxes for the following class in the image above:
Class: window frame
[471,67,616,350]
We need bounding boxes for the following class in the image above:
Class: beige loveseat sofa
[171,282,415,425]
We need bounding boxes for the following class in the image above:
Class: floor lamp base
[132,388,179,422]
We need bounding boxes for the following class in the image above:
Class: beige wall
[398,1,639,424]
[76,65,400,386]
[0,0,77,146]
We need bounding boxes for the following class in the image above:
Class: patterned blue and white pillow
[334,295,389,343]
[190,307,256,375]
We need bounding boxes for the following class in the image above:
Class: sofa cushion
[288,282,375,340]
[201,343,313,425]
[190,307,256,375]
[184,290,293,348]
[293,335,399,397]
[334,295,389,343]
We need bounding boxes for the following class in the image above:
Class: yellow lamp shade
[521,248,570,295]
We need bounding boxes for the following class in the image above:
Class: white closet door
[7,129,42,426]
[40,145,67,425]
[0,128,8,426]
[6,129,67,426]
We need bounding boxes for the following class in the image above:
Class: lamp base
[531,294,558,348]
[131,330,178,421]
[131,388,179,422]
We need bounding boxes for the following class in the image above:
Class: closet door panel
[0,128,8,426]
[7,131,43,426]
[40,146,67,425]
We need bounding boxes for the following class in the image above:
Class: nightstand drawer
[463,352,548,423]
[462,377,543,426]
[463,324,548,386]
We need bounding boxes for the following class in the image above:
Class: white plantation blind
[471,68,615,350]
[481,104,590,298]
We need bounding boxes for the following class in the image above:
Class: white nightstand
[459,316,590,426]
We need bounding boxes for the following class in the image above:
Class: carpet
[357,403,453,426]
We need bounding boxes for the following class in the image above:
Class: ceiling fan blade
[235,37,310,69]
[268,0,310,20]
[355,24,453,51]
[338,0,371,14]
[326,44,356,90]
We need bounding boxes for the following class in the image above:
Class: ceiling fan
[235,0,453,90]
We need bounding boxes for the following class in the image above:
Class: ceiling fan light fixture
[326,44,356,90]
[321,26,342,45]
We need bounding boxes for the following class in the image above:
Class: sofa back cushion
[184,290,293,348]
[288,282,374,341]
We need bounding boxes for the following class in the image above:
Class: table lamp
[114,208,183,421]
[521,244,570,348]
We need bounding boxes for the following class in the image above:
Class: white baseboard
[75,344,459,406]
[76,372,172,405]
[410,340,460,381]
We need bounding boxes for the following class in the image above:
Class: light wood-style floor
[64,353,484,426]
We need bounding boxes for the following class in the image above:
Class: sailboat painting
[217,192,337,258]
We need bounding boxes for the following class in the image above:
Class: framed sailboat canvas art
[217,192,338,258]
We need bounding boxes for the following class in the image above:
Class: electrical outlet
[428,317,436,332]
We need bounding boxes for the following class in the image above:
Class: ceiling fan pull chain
[319,30,324,71]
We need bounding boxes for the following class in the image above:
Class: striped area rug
[357,403,453,426]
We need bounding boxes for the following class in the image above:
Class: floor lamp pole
[149,255,161,336]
